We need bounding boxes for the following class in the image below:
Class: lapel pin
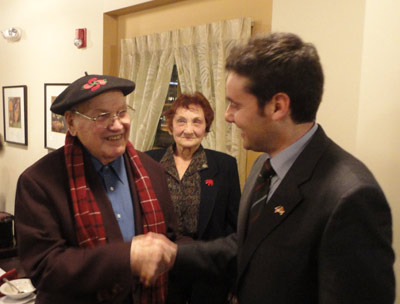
[274,205,285,216]
[205,179,214,186]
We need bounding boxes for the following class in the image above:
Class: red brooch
[205,179,214,186]
[82,77,107,91]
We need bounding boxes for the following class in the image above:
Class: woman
[146,92,240,304]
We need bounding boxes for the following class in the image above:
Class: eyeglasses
[72,105,135,128]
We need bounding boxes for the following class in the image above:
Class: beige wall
[272,0,399,301]
[104,0,152,13]
[357,0,400,300]
[272,0,365,152]
[0,0,104,213]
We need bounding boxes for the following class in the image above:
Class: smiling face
[225,72,278,154]
[66,90,130,164]
[171,104,207,152]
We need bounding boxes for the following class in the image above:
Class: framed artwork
[2,85,28,145]
[44,83,69,150]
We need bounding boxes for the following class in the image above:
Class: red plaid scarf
[64,132,167,304]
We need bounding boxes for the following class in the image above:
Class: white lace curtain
[119,17,252,184]
[119,31,175,150]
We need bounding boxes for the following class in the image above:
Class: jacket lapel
[237,126,332,282]
[197,152,218,238]
[238,173,303,279]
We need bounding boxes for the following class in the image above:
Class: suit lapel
[237,126,332,282]
[197,152,218,238]
[238,173,303,278]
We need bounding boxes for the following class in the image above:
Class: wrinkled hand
[130,232,177,286]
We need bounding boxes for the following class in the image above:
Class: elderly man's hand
[130,232,177,286]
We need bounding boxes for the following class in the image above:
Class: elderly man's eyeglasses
[72,105,135,128]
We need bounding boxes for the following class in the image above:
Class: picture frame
[2,85,28,145]
[44,83,69,150]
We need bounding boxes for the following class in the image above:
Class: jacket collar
[237,125,333,282]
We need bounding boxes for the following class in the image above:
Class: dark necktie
[248,159,275,225]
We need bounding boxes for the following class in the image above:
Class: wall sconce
[1,27,22,42]
[74,28,87,49]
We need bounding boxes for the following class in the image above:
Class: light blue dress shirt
[90,155,135,242]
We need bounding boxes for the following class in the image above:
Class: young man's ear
[267,92,290,121]
[64,111,77,136]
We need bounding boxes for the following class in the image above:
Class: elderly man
[15,73,177,304]
[138,33,395,304]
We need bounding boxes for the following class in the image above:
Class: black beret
[50,73,135,115]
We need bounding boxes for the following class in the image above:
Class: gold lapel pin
[274,205,285,216]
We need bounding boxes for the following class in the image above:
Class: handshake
[130,232,177,286]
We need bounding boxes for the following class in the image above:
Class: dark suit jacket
[15,146,177,304]
[175,126,395,304]
[145,148,241,241]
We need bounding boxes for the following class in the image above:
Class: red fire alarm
[74,28,87,49]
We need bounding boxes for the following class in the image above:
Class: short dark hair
[226,32,324,123]
[164,92,214,132]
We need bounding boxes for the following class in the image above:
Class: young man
[140,33,395,304]
[15,73,177,304]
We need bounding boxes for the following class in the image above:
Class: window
[153,65,180,148]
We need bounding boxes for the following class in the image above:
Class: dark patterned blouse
[159,145,208,238]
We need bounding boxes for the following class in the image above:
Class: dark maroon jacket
[15,146,177,304]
